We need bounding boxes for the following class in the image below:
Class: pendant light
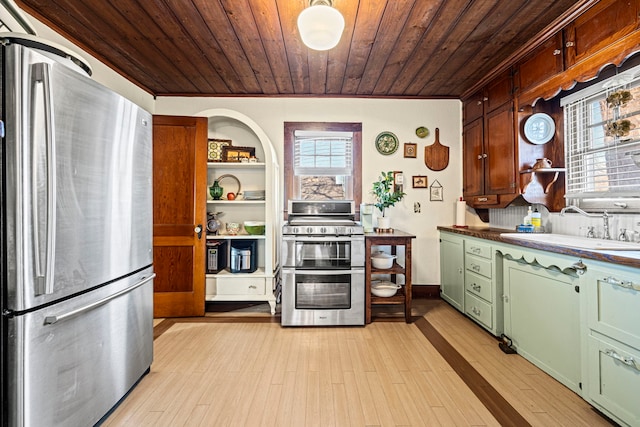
[297,0,345,51]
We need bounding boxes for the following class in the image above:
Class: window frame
[283,122,362,218]
[561,63,640,212]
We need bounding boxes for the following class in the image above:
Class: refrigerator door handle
[31,62,57,295]
[43,273,156,325]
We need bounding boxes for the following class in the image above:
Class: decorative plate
[375,131,399,155]
[523,113,555,145]
[416,126,429,138]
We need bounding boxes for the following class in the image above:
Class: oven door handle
[281,268,363,275]
[283,236,362,243]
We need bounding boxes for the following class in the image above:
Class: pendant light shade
[297,0,345,51]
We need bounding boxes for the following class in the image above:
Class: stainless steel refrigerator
[1,34,154,426]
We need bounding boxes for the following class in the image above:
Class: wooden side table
[365,229,416,323]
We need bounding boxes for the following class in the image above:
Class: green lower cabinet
[464,237,502,336]
[439,232,465,312]
[502,256,582,394]
[583,262,640,427]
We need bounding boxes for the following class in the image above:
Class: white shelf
[207,162,265,168]
[207,199,265,204]
[206,234,266,240]
[206,267,266,278]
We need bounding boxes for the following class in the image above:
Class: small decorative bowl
[226,222,241,235]
[244,221,266,235]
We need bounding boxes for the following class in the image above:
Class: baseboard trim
[412,284,440,299]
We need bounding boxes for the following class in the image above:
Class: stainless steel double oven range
[282,200,365,326]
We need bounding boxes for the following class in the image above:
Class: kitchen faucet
[560,205,613,240]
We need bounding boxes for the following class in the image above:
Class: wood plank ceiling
[16,0,587,98]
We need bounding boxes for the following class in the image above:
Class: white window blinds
[294,130,353,176]
[561,65,640,209]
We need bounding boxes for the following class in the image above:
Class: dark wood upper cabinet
[484,105,516,196]
[564,0,640,68]
[463,94,484,125]
[462,118,484,197]
[517,33,565,95]
[462,71,518,210]
[485,70,513,112]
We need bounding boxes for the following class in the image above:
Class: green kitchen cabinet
[439,232,465,312]
[583,261,640,427]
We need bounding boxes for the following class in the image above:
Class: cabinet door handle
[570,260,587,275]
[472,283,481,292]
[471,306,481,316]
[565,41,575,47]
[604,276,640,291]
[471,263,481,272]
[553,49,561,56]
[478,197,488,202]
[477,154,483,160]
[604,349,640,371]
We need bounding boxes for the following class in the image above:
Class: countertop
[438,225,640,269]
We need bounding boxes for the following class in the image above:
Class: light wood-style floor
[103,300,615,426]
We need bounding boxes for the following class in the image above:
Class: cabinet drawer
[588,273,640,351]
[465,240,492,259]
[471,194,498,206]
[206,276,266,296]
[465,270,492,302]
[465,255,492,279]
[587,336,640,426]
[465,292,493,329]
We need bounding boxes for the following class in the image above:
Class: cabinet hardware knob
[477,154,483,160]
[553,49,561,55]
[478,197,488,202]
[565,41,575,47]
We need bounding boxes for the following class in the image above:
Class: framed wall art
[412,175,428,188]
[208,138,232,162]
[430,179,443,201]
[404,143,417,158]
[222,146,256,162]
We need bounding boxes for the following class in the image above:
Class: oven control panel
[283,225,364,236]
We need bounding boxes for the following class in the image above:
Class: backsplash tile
[489,205,640,242]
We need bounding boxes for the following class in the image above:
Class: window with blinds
[561,64,640,211]
[293,130,354,200]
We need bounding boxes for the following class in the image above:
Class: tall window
[561,63,640,212]
[284,122,362,215]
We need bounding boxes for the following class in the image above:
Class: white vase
[377,216,391,229]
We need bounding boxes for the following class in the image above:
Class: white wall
[156,97,484,285]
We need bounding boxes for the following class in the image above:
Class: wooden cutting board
[424,128,449,171]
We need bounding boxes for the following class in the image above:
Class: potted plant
[371,171,406,229]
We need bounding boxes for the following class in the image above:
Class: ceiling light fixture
[297,0,345,51]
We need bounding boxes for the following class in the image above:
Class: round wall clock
[375,131,399,155]
[523,113,555,145]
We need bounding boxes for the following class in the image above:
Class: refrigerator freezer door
[5,267,154,426]
[3,42,152,311]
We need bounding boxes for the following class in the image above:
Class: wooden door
[152,115,208,317]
